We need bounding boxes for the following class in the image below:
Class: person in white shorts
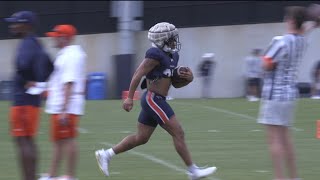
[39,24,87,180]
[258,6,319,180]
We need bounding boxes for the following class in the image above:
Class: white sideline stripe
[120,130,132,134]
[291,127,304,131]
[250,129,262,132]
[172,102,304,131]
[100,142,221,180]
[254,170,270,173]
[208,130,220,133]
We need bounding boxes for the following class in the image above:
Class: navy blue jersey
[145,47,179,80]
[13,34,53,107]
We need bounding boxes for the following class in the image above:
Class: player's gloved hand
[179,67,194,82]
[123,98,133,112]
[59,112,69,126]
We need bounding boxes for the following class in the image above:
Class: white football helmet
[148,22,181,53]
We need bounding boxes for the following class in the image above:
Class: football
[172,66,189,78]
[172,66,189,82]
[171,66,192,88]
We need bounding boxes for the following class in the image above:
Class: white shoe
[38,177,53,180]
[187,166,217,180]
[311,96,320,99]
[166,96,174,100]
[38,177,55,180]
[95,149,111,176]
[38,174,55,180]
[55,175,78,180]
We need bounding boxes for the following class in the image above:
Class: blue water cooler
[86,73,107,100]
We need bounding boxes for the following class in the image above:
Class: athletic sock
[187,164,198,173]
[106,148,115,158]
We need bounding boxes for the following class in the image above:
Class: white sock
[188,164,198,172]
[106,148,116,158]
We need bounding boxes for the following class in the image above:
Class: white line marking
[77,127,90,134]
[291,127,304,131]
[208,130,220,133]
[250,129,262,132]
[120,131,132,134]
[100,142,220,180]
[254,170,270,173]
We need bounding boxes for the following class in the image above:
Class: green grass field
[1,98,319,180]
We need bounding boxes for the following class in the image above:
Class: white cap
[202,53,215,59]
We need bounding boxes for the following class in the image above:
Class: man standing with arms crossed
[39,24,87,180]
[5,11,53,180]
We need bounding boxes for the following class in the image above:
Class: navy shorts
[248,78,261,87]
[138,91,175,127]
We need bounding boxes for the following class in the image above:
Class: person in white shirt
[244,48,263,101]
[39,24,86,180]
[198,53,216,99]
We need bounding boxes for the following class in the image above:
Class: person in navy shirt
[5,11,53,180]
[95,22,217,180]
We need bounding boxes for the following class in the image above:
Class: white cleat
[311,96,320,99]
[38,174,55,180]
[55,175,78,180]
[188,166,217,180]
[95,149,111,176]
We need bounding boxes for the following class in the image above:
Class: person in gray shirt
[244,48,263,101]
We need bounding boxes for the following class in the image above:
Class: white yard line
[207,130,221,133]
[254,170,270,173]
[100,142,221,180]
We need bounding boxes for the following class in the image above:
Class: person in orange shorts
[4,11,53,180]
[38,24,87,180]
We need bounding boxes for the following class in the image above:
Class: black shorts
[248,78,261,86]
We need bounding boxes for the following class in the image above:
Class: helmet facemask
[163,35,181,53]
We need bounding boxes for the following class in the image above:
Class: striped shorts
[138,90,175,127]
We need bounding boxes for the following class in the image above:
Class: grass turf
[0,98,319,180]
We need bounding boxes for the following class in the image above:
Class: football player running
[95,22,217,180]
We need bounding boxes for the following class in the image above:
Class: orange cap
[46,24,77,37]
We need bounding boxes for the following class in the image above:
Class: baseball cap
[46,24,77,37]
[4,11,37,25]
